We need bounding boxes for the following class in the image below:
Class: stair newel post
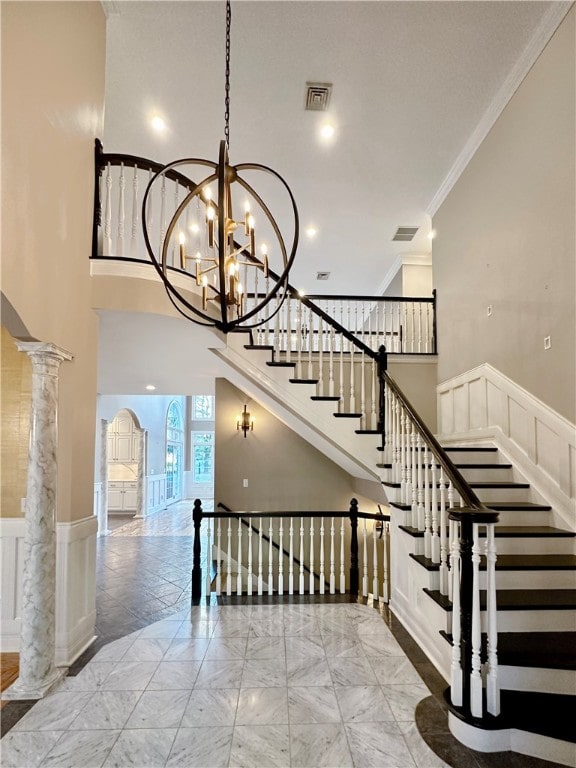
[432,288,438,355]
[424,445,432,558]
[485,521,501,716]
[449,515,463,707]
[362,518,368,596]
[376,345,387,444]
[349,499,360,597]
[470,521,483,717]
[458,512,475,714]
[191,499,203,604]
[92,139,103,259]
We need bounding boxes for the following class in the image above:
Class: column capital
[16,341,74,364]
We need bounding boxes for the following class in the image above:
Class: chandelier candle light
[142,0,298,333]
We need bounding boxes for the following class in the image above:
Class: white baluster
[418,303,423,353]
[372,520,379,600]
[317,316,324,397]
[309,518,315,594]
[145,168,153,254]
[400,411,408,505]
[396,303,402,352]
[485,523,500,716]
[278,520,284,596]
[349,343,356,413]
[362,519,368,597]
[410,303,416,353]
[330,517,336,594]
[299,517,305,594]
[439,468,449,594]
[450,520,463,707]
[257,517,263,595]
[205,518,212,597]
[319,518,325,595]
[431,462,440,563]
[159,173,167,254]
[417,436,425,531]
[370,359,377,431]
[247,520,253,596]
[447,484,455,602]
[226,517,232,595]
[296,301,303,378]
[360,351,366,429]
[382,521,389,603]
[307,306,313,379]
[274,296,281,358]
[268,518,274,596]
[339,517,345,593]
[172,180,179,267]
[328,318,335,397]
[411,427,419,530]
[286,298,292,362]
[237,517,243,595]
[471,522,483,717]
[116,163,125,256]
[104,163,112,255]
[264,275,271,346]
[289,517,294,595]
[216,518,222,595]
[424,446,432,559]
[130,165,139,258]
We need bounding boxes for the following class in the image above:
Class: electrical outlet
[544,336,551,350]
[243,478,249,488]
[487,305,492,317]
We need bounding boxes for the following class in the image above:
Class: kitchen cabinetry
[108,481,138,512]
[108,412,138,462]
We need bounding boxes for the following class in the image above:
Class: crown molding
[427,1,573,218]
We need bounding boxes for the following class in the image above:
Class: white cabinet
[108,481,138,512]
[108,412,139,462]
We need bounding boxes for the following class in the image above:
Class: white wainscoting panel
[437,363,576,530]
[147,474,166,515]
[1,516,98,664]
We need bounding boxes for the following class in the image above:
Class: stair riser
[474,487,531,503]
[444,450,500,464]
[487,571,576,590]
[493,610,576,632]
[494,510,552,526]
[500,666,576,696]
[495,538,576,555]
[457,467,513,483]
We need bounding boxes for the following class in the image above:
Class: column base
[2,667,67,700]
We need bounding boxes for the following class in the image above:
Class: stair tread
[333,413,363,418]
[311,396,340,401]
[289,378,319,384]
[390,501,552,512]
[500,690,576,742]
[425,587,576,610]
[411,553,576,571]
[266,361,296,367]
[399,524,575,538]
[444,446,498,453]
[244,344,274,351]
[355,429,381,434]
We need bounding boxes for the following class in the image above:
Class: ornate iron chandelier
[142,0,299,333]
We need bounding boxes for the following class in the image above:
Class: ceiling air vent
[316,271,330,281]
[305,82,332,111]
[392,226,419,242]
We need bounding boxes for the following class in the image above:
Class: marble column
[98,419,110,536]
[4,342,73,700]
[134,428,147,519]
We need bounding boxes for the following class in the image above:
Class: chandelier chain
[224,0,231,149]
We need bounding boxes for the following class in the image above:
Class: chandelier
[142,0,299,333]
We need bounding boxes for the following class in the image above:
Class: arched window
[165,401,183,503]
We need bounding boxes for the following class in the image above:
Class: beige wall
[1,328,32,517]
[1,2,106,521]
[215,378,377,513]
[433,8,575,423]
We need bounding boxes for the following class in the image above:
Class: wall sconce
[237,404,254,438]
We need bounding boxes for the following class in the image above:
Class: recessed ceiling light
[428,230,436,240]
[145,384,156,391]
[150,115,167,133]
[320,123,335,141]
[305,226,318,239]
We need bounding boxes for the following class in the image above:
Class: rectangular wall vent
[305,83,332,111]
[316,271,330,281]
[392,226,419,242]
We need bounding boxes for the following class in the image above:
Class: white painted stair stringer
[210,334,386,491]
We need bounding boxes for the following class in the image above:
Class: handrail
[384,371,494,515]
[306,293,435,304]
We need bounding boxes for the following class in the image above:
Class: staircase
[219,334,576,767]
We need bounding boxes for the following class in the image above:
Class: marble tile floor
[2,602,455,768]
